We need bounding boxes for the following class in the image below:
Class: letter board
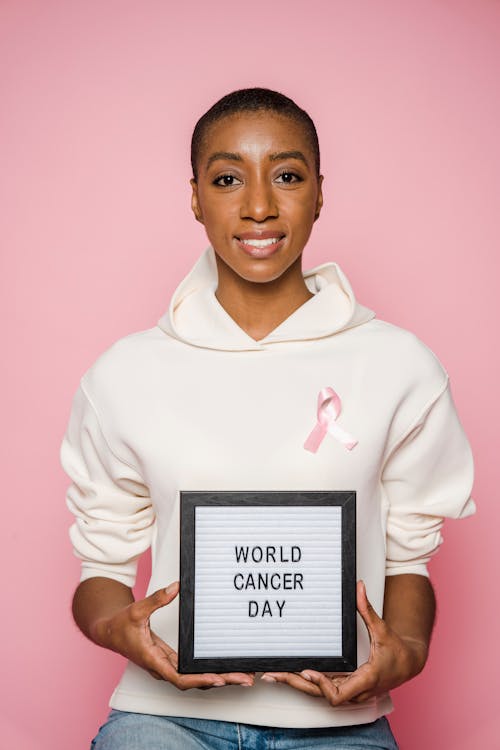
[178,491,356,673]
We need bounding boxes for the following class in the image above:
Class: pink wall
[2,1,498,747]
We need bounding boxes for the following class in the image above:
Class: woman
[61,88,475,749]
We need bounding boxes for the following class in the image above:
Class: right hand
[95,581,254,690]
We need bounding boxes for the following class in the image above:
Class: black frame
[178,490,357,674]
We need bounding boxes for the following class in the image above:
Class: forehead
[198,111,315,168]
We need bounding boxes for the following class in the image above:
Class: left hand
[260,580,428,706]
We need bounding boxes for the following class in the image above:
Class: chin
[215,248,302,285]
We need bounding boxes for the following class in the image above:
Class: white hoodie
[61,247,475,728]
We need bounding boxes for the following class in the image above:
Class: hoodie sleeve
[60,383,156,587]
[382,377,475,578]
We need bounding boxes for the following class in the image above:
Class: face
[190,111,323,285]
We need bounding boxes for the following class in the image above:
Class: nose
[240,177,278,222]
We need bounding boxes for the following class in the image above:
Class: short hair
[191,87,320,181]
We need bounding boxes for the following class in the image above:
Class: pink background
[2,1,499,748]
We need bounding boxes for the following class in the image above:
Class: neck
[214,255,314,341]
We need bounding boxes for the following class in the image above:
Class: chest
[115,346,393,504]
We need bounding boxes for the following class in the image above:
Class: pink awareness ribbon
[304,387,358,454]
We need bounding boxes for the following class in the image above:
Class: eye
[275,171,303,184]
[213,174,242,187]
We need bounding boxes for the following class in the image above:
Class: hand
[260,580,428,705]
[95,581,254,690]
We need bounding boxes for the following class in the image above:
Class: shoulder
[354,317,449,390]
[79,326,168,407]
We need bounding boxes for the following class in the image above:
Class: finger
[174,672,227,690]
[329,669,377,705]
[142,639,194,684]
[131,582,180,622]
[150,636,253,688]
[219,672,254,687]
[141,643,183,683]
[146,641,248,690]
[301,667,376,706]
[145,650,227,689]
[150,632,177,660]
[302,672,351,689]
[197,672,255,689]
[261,672,322,697]
[197,672,254,691]
[301,671,344,704]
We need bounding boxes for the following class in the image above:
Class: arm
[63,387,254,690]
[382,573,435,678]
[72,577,254,689]
[72,577,135,643]
[261,574,435,704]
[264,380,473,702]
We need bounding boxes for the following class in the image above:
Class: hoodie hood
[157,247,375,351]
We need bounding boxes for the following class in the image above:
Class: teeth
[240,237,281,248]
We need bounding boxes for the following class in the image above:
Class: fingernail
[212,680,225,687]
[165,582,178,595]
[301,671,312,681]
[240,682,253,687]
[260,675,276,683]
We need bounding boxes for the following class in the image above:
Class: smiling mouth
[235,234,286,258]
[238,236,284,248]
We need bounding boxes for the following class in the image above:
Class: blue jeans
[91,709,399,749]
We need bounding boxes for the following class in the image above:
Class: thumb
[356,580,382,632]
[134,581,179,620]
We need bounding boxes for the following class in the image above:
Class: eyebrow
[206,151,243,169]
[205,149,309,170]
[269,150,308,165]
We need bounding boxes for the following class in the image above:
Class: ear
[314,175,324,221]
[190,178,204,224]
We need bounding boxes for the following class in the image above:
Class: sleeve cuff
[79,561,139,588]
[385,563,430,578]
